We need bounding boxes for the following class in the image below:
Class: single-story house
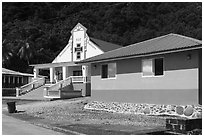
[2,68,34,96]
[78,33,202,105]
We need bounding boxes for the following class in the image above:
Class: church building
[17,23,122,99]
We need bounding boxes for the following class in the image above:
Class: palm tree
[17,40,35,65]
[2,39,14,66]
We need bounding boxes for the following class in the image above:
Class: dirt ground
[2,97,168,135]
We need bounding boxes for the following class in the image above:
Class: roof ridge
[90,37,122,47]
[169,33,202,44]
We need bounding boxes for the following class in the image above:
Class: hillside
[2,2,202,73]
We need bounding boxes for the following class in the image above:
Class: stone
[184,106,194,116]
[143,107,150,114]
[176,106,184,115]
[196,112,202,118]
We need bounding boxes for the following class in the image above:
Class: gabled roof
[71,23,87,33]
[90,37,122,52]
[2,68,34,77]
[79,33,202,63]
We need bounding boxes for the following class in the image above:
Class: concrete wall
[91,49,201,105]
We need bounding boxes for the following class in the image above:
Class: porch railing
[71,76,84,83]
[44,76,87,98]
[44,76,72,98]
[16,77,45,97]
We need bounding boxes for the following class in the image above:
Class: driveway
[2,114,64,135]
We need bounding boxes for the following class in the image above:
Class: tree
[17,41,35,65]
[2,39,14,66]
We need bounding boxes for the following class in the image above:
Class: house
[78,33,202,105]
[2,68,34,96]
[18,23,122,99]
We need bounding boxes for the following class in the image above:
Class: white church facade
[17,23,121,99]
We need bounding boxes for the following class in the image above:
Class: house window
[77,44,81,47]
[101,63,116,79]
[73,70,82,76]
[19,77,22,84]
[142,58,164,76]
[154,58,164,76]
[101,64,108,78]
[76,52,81,59]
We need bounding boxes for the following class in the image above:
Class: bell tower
[71,23,87,62]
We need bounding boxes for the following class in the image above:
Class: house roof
[2,68,34,77]
[90,37,122,52]
[78,33,202,64]
[30,62,80,69]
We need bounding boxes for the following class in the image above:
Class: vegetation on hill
[2,2,202,73]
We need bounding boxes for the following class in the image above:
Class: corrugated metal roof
[79,33,202,63]
[2,68,34,77]
[90,37,122,52]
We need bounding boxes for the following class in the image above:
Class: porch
[25,61,91,99]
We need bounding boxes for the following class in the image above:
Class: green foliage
[2,2,202,73]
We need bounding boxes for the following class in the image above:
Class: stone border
[84,101,202,119]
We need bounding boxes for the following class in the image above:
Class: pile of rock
[84,101,202,119]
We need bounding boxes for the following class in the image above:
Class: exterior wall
[72,30,86,61]
[91,49,200,105]
[52,40,72,63]
[86,41,104,59]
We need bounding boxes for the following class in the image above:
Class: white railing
[44,76,89,98]
[71,76,84,83]
[44,77,72,98]
[47,77,72,91]
[16,77,45,97]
